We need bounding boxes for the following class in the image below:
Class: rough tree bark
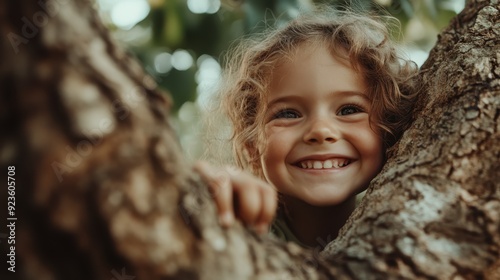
[0,0,498,279]
[324,1,500,278]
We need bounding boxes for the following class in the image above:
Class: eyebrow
[267,91,370,107]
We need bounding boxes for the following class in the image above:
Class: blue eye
[338,105,364,116]
[273,109,300,119]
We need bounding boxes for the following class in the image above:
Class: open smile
[294,158,352,170]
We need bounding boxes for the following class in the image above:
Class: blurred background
[95,0,465,161]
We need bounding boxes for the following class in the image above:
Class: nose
[303,117,340,144]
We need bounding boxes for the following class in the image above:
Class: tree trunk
[323,1,500,279]
[0,0,498,279]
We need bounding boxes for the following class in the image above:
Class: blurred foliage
[96,0,464,159]
[97,0,463,112]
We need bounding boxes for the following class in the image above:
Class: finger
[193,160,212,178]
[194,161,234,226]
[226,167,263,226]
[255,184,277,233]
[234,184,262,226]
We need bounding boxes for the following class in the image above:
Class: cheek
[357,126,385,164]
[260,128,290,174]
[262,134,285,165]
[367,135,385,173]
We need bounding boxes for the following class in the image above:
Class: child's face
[259,44,384,206]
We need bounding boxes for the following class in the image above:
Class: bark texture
[0,0,498,279]
[325,0,500,279]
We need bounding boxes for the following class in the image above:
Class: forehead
[267,43,367,100]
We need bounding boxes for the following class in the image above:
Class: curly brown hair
[215,7,418,177]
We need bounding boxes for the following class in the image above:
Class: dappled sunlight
[187,0,221,14]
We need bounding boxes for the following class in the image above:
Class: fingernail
[219,212,234,227]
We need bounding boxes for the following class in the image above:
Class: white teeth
[298,159,350,169]
[313,161,322,169]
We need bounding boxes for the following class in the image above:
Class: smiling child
[196,7,418,248]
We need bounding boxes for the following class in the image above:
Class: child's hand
[194,161,277,234]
